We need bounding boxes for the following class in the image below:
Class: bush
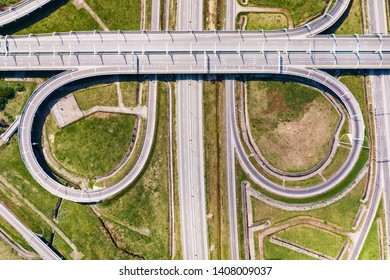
[0,86,15,110]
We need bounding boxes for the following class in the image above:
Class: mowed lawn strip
[15,1,101,34]
[275,224,346,258]
[85,0,141,30]
[248,0,329,26]
[52,113,135,178]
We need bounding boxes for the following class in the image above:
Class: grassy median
[203,80,231,259]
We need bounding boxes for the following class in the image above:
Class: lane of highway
[176,0,208,260]
[225,0,239,260]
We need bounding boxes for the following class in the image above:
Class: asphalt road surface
[176,0,208,260]
[351,0,390,259]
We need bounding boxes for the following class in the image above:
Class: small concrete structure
[50,94,84,128]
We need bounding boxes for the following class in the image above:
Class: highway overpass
[0,32,390,71]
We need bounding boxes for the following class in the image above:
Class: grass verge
[275,224,347,258]
[263,237,316,260]
[73,83,118,111]
[49,113,136,179]
[248,0,329,26]
[359,198,385,259]
[97,82,170,259]
[240,12,288,30]
[15,1,101,34]
[203,79,230,259]
[85,0,141,30]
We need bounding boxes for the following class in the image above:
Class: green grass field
[2,81,36,122]
[359,200,385,259]
[85,0,141,30]
[0,138,59,222]
[15,1,101,34]
[275,225,346,258]
[335,0,362,34]
[248,0,329,26]
[120,81,139,108]
[263,238,316,260]
[339,75,368,136]
[250,172,367,231]
[51,113,135,179]
[243,13,288,30]
[55,200,128,259]
[73,83,118,111]
[0,238,23,260]
[97,82,170,260]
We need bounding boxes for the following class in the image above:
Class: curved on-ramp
[18,67,157,203]
[231,67,365,199]
[15,0,358,203]
[0,0,54,27]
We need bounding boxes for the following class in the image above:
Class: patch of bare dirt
[259,99,338,171]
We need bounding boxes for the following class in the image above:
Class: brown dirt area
[258,99,339,172]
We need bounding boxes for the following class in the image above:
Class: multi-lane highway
[2,32,390,71]
[0,0,387,260]
[176,0,208,260]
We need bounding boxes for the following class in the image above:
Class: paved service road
[0,203,61,260]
